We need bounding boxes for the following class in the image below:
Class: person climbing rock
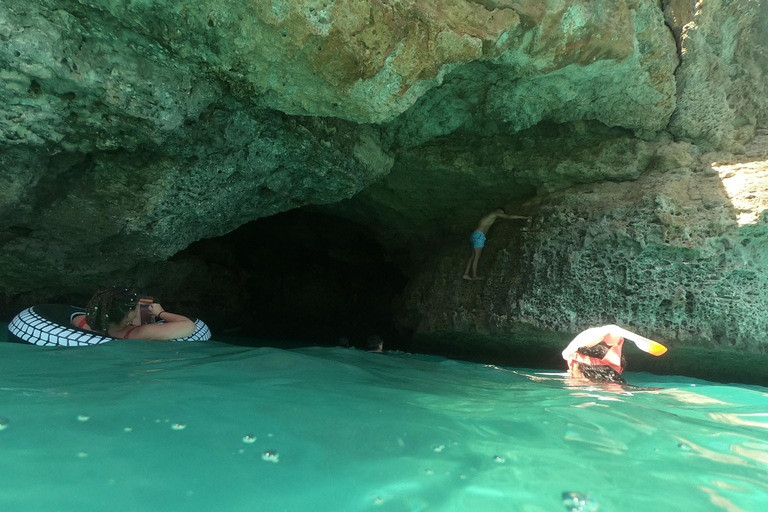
[463,208,530,281]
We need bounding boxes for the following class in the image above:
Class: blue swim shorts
[470,231,486,248]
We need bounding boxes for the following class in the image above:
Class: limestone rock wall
[326,121,652,252]
[1,0,767,360]
[665,0,768,149]
[327,0,767,255]
[0,0,392,298]
[38,0,675,127]
[384,0,679,148]
[319,0,768,355]
[398,138,768,354]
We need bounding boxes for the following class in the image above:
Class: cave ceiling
[1,0,766,306]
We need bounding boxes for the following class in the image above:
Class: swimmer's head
[572,342,627,384]
[86,288,139,334]
[367,335,384,353]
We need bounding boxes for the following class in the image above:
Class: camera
[138,295,155,325]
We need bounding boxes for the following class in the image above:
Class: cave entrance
[169,208,410,350]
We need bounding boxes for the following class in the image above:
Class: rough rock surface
[399,135,768,355]
[1,0,767,366]
[327,121,652,253]
[666,0,768,149]
[1,0,392,299]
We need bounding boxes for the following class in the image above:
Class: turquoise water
[1,333,767,512]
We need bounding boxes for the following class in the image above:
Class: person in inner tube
[562,325,668,383]
[71,288,196,340]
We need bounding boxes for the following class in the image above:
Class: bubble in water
[562,492,599,512]
[77,451,88,458]
[242,435,257,444]
[0,417,9,431]
[171,423,186,430]
[433,445,445,452]
[124,427,133,432]
[493,455,506,463]
[262,450,279,463]
[77,414,90,422]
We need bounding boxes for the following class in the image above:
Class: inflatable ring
[7,304,211,346]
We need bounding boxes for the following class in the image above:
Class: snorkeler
[562,325,668,383]
[71,288,196,340]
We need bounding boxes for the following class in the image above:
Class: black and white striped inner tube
[8,304,211,346]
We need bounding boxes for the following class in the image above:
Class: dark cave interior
[164,208,412,350]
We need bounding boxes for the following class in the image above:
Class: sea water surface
[1,331,767,512]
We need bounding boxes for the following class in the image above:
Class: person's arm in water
[124,303,196,340]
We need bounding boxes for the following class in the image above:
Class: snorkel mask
[562,325,668,375]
